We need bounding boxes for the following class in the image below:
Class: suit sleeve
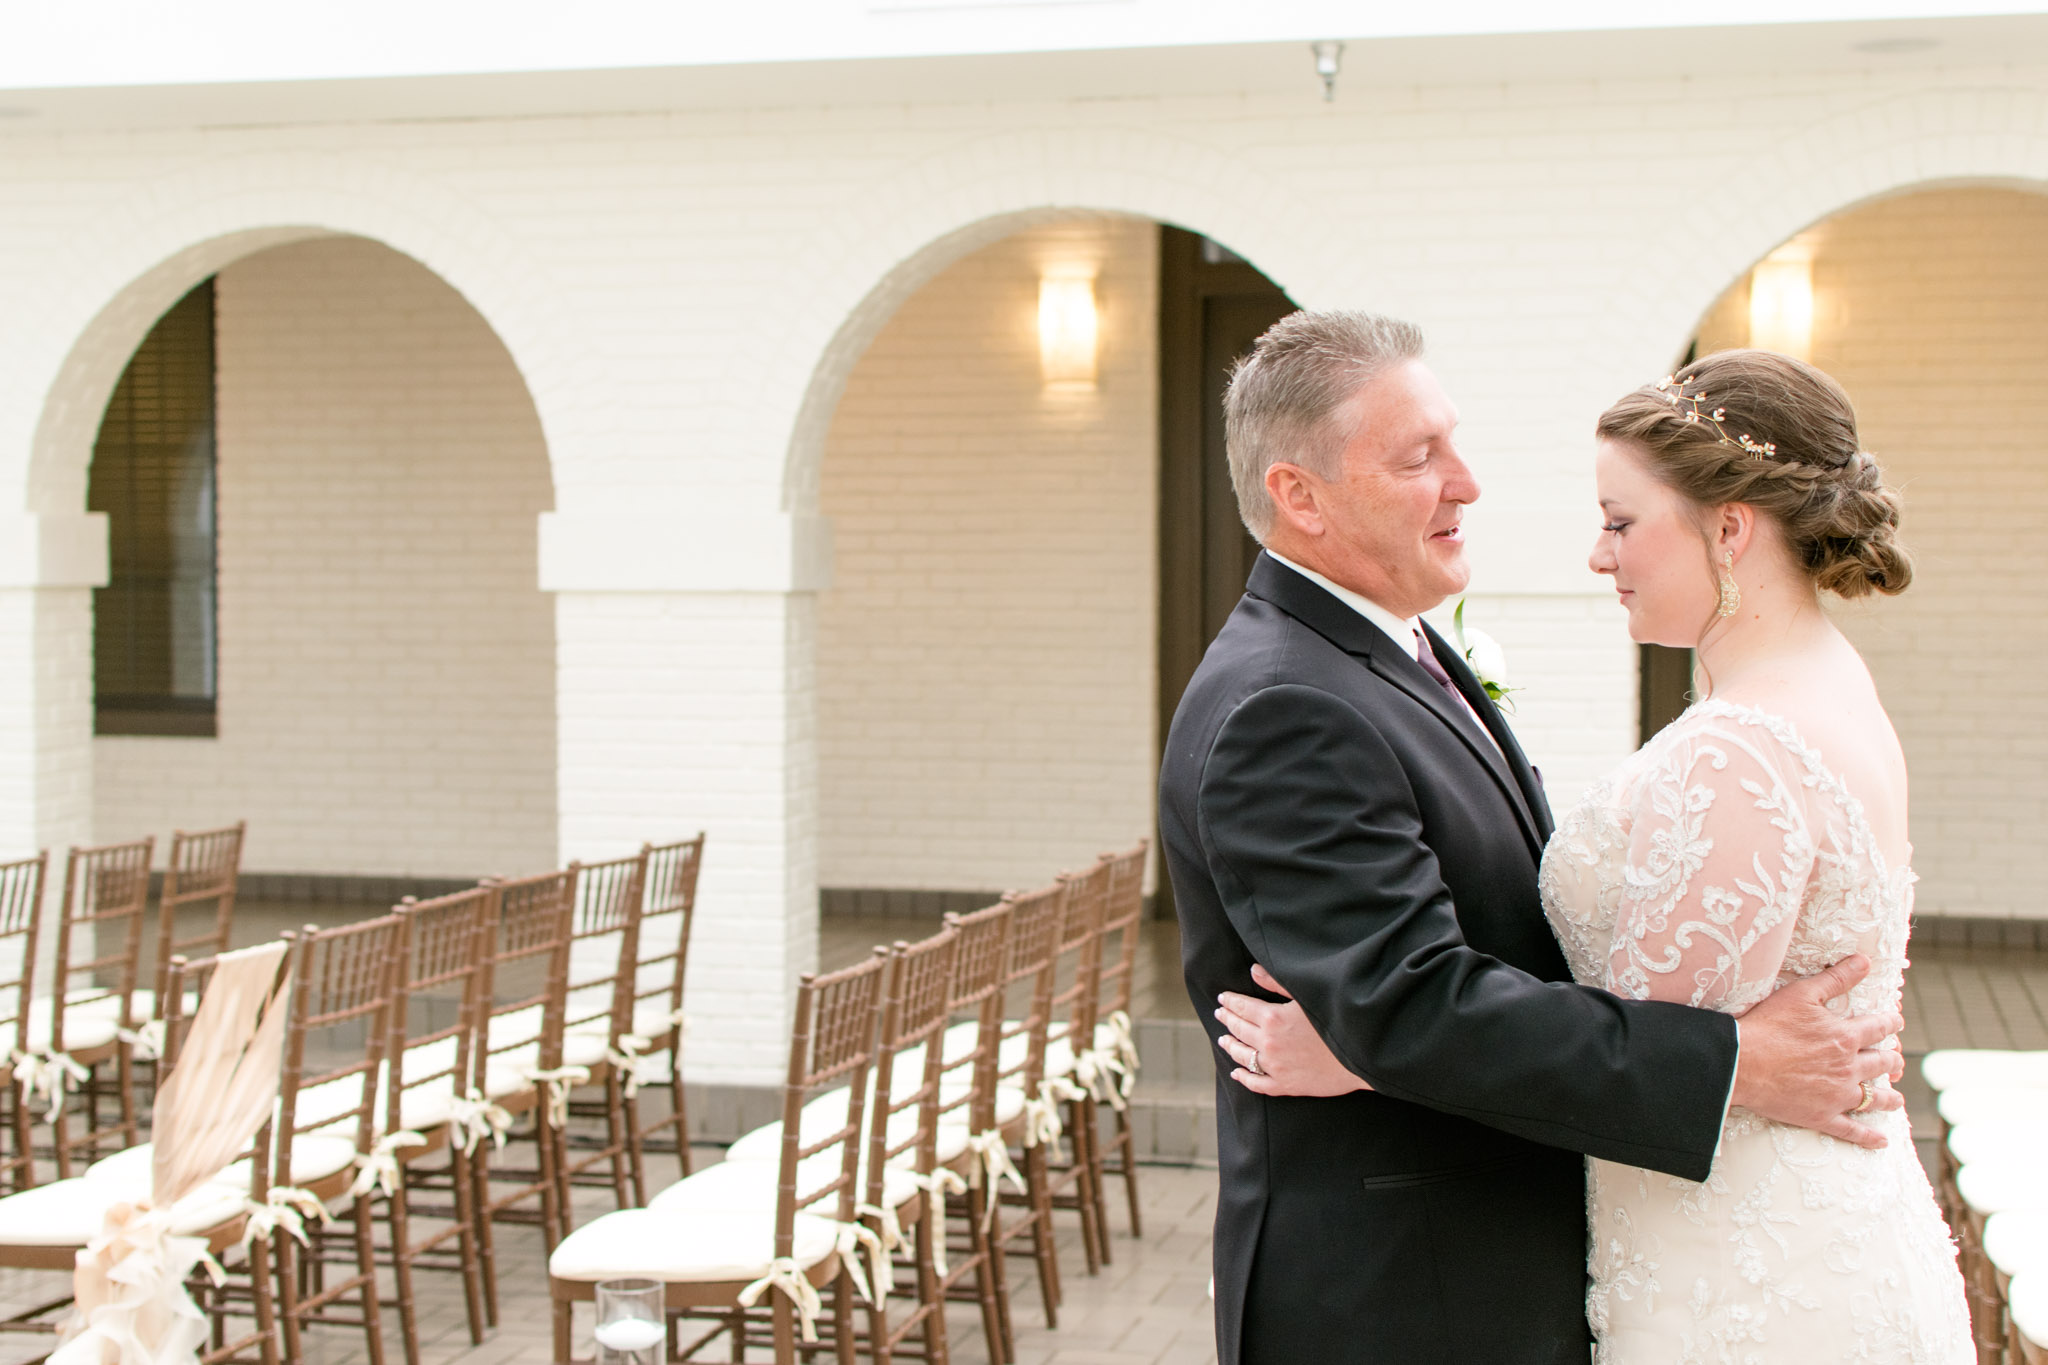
[1198,683,1738,1180]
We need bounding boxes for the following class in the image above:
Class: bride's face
[1589,439,1717,646]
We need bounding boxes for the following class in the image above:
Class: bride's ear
[1712,503,1757,562]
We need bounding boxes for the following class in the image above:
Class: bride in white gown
[1218,348,1974,1363]
[1538,349,1970,1363]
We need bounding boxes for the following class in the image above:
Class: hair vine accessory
[1654,375,1778,460]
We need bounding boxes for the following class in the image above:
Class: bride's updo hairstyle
[1595,348,1912,598]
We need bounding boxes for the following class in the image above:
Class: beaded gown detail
[1539,699,1972,1364]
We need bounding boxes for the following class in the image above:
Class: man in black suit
[1159,311,1907,1364]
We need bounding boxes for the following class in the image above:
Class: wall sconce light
[1748,242,1814,362]
[1039,274,1098,389]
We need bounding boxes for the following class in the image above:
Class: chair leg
[1022,1142,1061,1324]
[473,1142,501,1328]
[834,1268,857,1365]
[247,1230,281,1365]
[1084,1102,1113,1266]
[274,1223,306,1365]
[915,1202,949,1365]
[115,1046,139,1151]
[1113,1104,1143,1239]
[386,1167,423,1365]
[449,1146,488,1345]
[1065,1096,1103,1276]
[605,1073,633,1209]
[964,1182,1014,1365]
[551,1291,575,1364]
[351,1193,388,1365]
[670,1072,693,1177]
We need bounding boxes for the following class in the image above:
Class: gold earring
[1716,550,1741,619]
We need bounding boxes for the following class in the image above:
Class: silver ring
[1248,1050,1266,1077]
[1852,1079,1875,1114]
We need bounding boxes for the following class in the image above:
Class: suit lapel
[1245,554,1547,861]
[1423,623,1554,845]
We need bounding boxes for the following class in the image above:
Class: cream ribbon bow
[904,1168,966,1277]
[14,1048,90,1121]
[1022,1077,1086,1149]
[832,1220,886,1308]
[115,1021,168,1064]
[446,1090,513,1155]
[962,1130,1024,1231]
[239,1185,333,1251]
[1100,1010,1141,1091]
[606,1035,666,1099]
[522,1065,591,1129]
[737,1257,824,1342]
[1071,1047,1130,1112]
[50,1201,216,1365]
[348,1131,427,1200]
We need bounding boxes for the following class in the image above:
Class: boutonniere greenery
[1452,600,1518,713]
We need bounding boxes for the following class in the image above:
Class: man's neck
[1264,548,1417,647]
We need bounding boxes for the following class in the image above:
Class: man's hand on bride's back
[1731,953,1908,1150]
[1215,964,1374,1097]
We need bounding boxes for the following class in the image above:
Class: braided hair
[1596,349,1912,599]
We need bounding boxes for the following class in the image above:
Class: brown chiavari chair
[622,834,705,1185]
[929,900,1018,1365]
[160,948,285,1365]
[1082,838,1149,1257]
[0,945,288,1362]
[548,952,888,1365]
[152,821,247,1012]
[559,849,649,1209]
[0,853,45,1192]
[44,838,153,1176]
[1037,858,1112,1277]
[274,916,404,1365]
[978,881,1071,1345]
[471,865,578,1326]
[854,927,959,1365]
[380,886,496,1365]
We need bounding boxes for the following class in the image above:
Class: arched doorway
[1667,183,2048,929]
[811,211,1292,924]
[56,234,558,885]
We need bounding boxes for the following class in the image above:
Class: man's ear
[1265,462,1325,539]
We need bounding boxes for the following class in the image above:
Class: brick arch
[762,126,1338,513]
[1610,86,2048,369]
[11,149,566,517]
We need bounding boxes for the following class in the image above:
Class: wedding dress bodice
[1539,699,1971,1364]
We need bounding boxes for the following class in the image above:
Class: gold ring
[1852,1079,1875,1114]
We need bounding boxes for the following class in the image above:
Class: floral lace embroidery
[1540,700,1972,1364]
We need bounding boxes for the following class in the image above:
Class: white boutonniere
[1452,600,1517,713]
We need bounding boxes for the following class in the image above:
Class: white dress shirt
[1264,550,1502,754]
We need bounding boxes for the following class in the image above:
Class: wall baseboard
[232,871,477,906]
[820,886,1165,920]
[1915,914,2048,952]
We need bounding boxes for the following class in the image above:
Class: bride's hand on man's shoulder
[1215,964,1374,1097]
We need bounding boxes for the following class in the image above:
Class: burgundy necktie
[1413,630,1467,709]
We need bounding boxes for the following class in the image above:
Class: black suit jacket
[1161,553,1740,1365]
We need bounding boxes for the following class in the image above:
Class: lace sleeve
[1605,723,1817,1014]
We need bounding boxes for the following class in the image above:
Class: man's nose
[1440,445,1481,504]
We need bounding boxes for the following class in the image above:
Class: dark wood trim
[1637,644,1694,744]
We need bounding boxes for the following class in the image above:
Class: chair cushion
[2010,1271,2048,1350]
[649,1155,918,1217]
[1920,1049,2048,1092]
[85,1134,358,1196]
[1936,1085,2048,1127]
[1947,1119,2046,1166]
[548,1207,839,1284]
[0,1179,246,1245]
[1957,1158,2048,1217]
[21,1008,120,1053]
[1985,1210,2048,1280]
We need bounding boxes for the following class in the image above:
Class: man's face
[1301,359,1478,618]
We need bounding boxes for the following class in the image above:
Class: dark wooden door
[1156,227,1296,916]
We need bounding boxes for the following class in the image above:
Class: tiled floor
[9,908,2025,1364]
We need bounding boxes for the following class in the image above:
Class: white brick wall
[1,70,2045,1077]
[817,215,1158,892]
[93,238,557,879]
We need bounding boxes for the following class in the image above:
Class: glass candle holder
[593,1277,664,1365]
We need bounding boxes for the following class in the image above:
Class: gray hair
[1224,310,1427,540]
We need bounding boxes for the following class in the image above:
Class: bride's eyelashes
[1601,521,1630,534]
